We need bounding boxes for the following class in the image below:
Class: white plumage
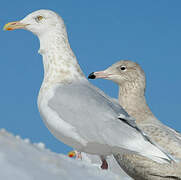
[4,10,175,170]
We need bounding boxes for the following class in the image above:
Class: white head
[4,9,66,37]
[4,10,84,85]
[88,60,146,93]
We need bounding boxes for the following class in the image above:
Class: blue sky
[1,0,181,154]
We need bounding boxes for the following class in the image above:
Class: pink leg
[100,156,108,170]
[76,151,82,160]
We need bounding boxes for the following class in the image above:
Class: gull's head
[88,60,145,88]
[3,9,65,37]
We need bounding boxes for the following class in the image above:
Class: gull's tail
[136,126,178,164]
[117,115,177,164]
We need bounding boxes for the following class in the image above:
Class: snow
[0,129,131,180]
[79,152,132,179]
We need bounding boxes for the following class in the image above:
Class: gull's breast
[37,84,113,156]
[37,84,87,151]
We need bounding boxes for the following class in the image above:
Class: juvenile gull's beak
[3,21,29,31]
[88,71,111,79]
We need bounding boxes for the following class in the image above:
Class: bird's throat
[118,85,154,124]
[39,32,84,90]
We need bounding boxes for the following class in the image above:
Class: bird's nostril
[88,72,96,79]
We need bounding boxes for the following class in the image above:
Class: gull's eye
[120,66,126,71]
[35,15,44,22]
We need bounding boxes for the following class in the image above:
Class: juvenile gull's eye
[35,16,44,22]
[120,66,126,71]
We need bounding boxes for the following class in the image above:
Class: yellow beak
[3,21,29,31]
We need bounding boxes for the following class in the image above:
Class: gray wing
[48,80,172,162]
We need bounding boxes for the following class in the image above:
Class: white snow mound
[0,129,130,180]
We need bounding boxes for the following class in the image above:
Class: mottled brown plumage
[91,60,181,180]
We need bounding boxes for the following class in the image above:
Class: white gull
[4,10,175,169]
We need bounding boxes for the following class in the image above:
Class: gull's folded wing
[48,80,173,163]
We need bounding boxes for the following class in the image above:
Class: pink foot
[101,159,108,170]
[76,151,82,160]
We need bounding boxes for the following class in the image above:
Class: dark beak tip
[88,72,96,79]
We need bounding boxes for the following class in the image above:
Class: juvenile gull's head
[88,60,146,92]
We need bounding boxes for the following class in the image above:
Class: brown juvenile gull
[3,10,175,171]
[88,60,181,179]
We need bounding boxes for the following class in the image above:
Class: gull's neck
[118,82,159,125]
[38,29,85,91]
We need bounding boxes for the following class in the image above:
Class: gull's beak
[88,71,111,79]
[3,21,29,31]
